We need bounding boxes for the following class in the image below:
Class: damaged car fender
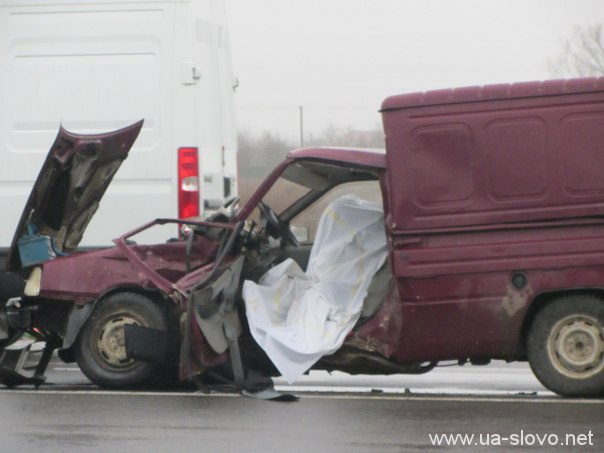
[56,301,96,362]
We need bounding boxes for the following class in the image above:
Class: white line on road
[1,388,603,404]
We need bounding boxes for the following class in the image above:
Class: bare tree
[549,24,604,77]
[237,124,384,199]
[238,128,293,172]
[306,123,384,148]
[238,123,384,175]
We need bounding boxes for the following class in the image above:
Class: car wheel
[75,292,169,388]
[527,295,604,397]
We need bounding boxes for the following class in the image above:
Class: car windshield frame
[235,148,387,224]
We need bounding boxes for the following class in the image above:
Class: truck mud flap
[124,325,169,363]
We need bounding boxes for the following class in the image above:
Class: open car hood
[7,120,144,273]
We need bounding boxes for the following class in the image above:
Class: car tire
[527,295,604,397]
[75,292,169,388]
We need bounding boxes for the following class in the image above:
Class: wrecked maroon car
[2,78,604,397]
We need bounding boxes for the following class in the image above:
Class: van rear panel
[381,78,604,232]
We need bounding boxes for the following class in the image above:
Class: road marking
[0,389,238,398]
[301,394,604,404]
[275,385,549,396]
[1,388,602,404]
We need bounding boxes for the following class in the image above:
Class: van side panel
[0,2,176,246]
[0,0,237,250]
[387,224,604,362]
[382,88,604,231]
[376,80,604,363]
[383,264,604,363]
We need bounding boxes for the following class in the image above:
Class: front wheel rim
[547,314,604,379]
[94,314,142,369]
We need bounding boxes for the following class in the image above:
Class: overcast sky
[225,0,604,141]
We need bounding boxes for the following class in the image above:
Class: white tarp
[242,194,388,383]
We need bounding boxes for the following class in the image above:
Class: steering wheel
[258,201,299,247]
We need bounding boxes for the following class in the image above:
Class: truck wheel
[527,295,604,397]
[75,292,168,388]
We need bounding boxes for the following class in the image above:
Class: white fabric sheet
[242,194,388,383]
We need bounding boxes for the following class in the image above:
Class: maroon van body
[377,78,604,368]
[2,78,604,397]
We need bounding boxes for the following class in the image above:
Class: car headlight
[24,267,42,297]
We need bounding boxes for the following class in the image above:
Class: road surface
[1,355,602,452]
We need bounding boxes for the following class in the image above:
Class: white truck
[0,0,239,291]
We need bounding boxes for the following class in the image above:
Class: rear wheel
[75,292,169,388]
[527,295,604,397]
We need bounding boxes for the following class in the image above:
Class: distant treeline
[238,124,384,178]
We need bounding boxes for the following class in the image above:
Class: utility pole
[299,105,304,147]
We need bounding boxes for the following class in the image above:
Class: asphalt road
[1,389,602,452]
[1,356,603,452]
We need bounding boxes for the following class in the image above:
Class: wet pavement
[1,389,602,452]
[1,357,603,452]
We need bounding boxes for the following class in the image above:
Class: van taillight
[178,147,200,218]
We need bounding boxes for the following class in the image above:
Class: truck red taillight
[178,147,200,218]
